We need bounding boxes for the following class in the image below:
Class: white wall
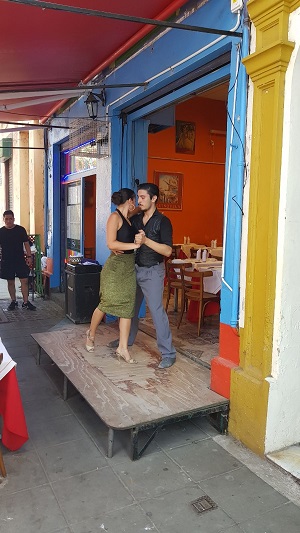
[47,115,111,265]
[95,157,111,266]
[239,24,256,328]
[265,7,300,452]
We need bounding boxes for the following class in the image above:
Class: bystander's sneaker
[7,300,18,311]
[22,301,36,311]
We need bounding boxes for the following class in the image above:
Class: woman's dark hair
[111,188,135,206]
[137,182,159,201]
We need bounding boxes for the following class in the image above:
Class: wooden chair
[42,257,53,298]
[178,266,220,336]
[0,445,7,478]
[165,261,192,313]
[170,244,182,260]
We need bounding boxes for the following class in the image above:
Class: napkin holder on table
[196,249,201,260]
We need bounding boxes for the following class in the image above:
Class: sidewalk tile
[38,438,107,482]
[0,484,67,533]
[28,414,88,449]
[199,466,288,522]
[167,439,243,482]
[51,468,134,525]
[140,484,236,533]
[70,504,154,533]
[239,501,300,532]
[0,449,48,494]
[112,452,192,500]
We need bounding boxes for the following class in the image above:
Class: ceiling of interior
[197,82,229,101]
[0,0,188,124]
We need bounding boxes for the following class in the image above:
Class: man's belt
[136,260,163,268]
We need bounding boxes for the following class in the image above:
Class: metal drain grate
[191,495,218,514]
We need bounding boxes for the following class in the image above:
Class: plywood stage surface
[32,323,228,458]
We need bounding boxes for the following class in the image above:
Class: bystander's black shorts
[0,260,30,281]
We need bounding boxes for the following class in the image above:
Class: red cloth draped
[187,301,220,322]
[178,249,187,259]
[0,368,29,450]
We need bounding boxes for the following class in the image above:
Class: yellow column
[13,131,29,228]
[229,0,297,454]
[29,127,45,249]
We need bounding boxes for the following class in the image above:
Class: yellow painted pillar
[13,131,29,228]
[229,0,298,454]
[29,127,45,250]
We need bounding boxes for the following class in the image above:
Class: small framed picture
[153,171,183,211]
[175,120,196,154]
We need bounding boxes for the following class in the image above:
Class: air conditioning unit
[0,137,12,162]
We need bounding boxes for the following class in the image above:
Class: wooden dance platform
[31,323,229,460]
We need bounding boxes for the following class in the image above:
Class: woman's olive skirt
[98,253,136,319]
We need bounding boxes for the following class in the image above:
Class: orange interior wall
[147,97,226,245]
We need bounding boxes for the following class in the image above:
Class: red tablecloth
[0,368,29,450]
[187,300,220,322]
[186,270,220,322]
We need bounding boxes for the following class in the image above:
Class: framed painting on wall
[153,171,183,211]
[175,120,196,154]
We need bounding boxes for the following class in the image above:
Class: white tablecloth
[208,247,223,259]
[194,263,222,294]
[202,269,221,294]
[171,259,222,294]
[0,338,16,380]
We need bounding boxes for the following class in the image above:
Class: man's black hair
[3,210,14,218]
[137,182,159,201]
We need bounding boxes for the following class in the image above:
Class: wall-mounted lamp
[85,90,106,120]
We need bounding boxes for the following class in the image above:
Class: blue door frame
[109,42,247,329]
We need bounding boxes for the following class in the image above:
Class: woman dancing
[85,188,140,363]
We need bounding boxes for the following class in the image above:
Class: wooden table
[174,243,207,259]
[192,260,222,293]
[208,247,223,259]
[173,259,222,322]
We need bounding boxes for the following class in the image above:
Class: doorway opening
[63,173,96,263]
[140,81,228,368]
[83,175,96,260]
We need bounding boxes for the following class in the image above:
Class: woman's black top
[116,209,136,254]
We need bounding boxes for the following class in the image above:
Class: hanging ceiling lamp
[85,90,106,120]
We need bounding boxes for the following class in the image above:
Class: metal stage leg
[131,425,162,461]
[63,375,68,401]
[208,409,229,434]
[36,345,41,365]
[107,428,114,458]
